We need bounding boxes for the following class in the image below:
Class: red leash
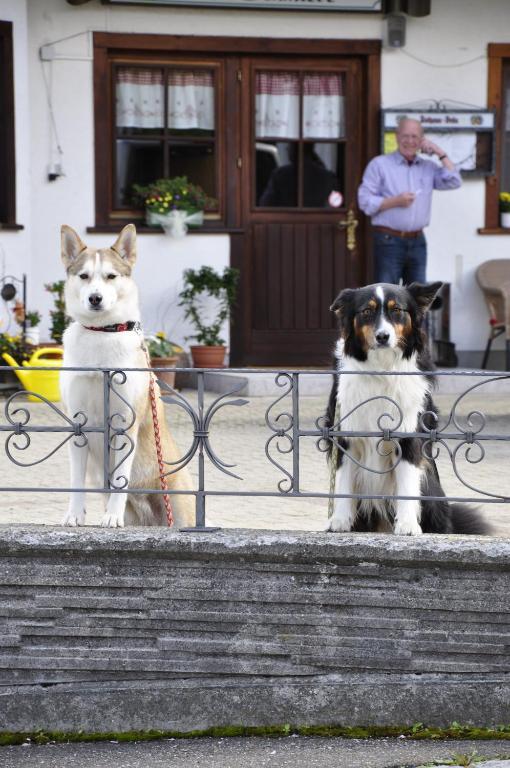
[144,346,174,527]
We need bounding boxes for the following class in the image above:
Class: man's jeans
[373,230,427,285]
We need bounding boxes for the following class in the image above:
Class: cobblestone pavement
[0,387,509,535]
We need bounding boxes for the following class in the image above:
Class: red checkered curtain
[115,68,215,130]
[255,71,345,139]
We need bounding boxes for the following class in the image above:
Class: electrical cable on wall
[40,60,65,181]
[38,30,94,182]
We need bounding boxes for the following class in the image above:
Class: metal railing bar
[4,365,510,378]
[0,487,507,503]
[301,430,510,442]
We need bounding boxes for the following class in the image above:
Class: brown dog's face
[330,282,442,361]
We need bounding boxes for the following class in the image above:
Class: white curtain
[303,74,345,139]
[116,68,164,129]
[116,68,215,130]
[255,72,300,139]
[255,71,345,139]
[167,70,215,130]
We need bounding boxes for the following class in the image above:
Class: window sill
[477,227,510,235]
[86,225,244,235]
[0,223,24,231]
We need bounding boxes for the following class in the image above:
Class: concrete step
[181,368,510,397]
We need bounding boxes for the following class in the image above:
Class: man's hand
[379,191,416,212]
[420,137,443,157]
[395,191,416,208]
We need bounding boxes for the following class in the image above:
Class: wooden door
[236,56,366,366]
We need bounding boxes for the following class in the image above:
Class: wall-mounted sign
[384,110,495,131]
[381,108,496,177]
[102,0,382,10]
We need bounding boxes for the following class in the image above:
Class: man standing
[358,118,461,285]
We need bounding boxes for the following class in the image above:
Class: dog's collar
[83,321,142,333]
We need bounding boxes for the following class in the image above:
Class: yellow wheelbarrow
[2,346,63,402]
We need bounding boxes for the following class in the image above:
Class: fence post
[195,370,206,528]
[292,372,300,494]
[103,369,111,491]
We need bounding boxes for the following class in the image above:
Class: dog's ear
[61,225,86,270]
[330,288,356,317]
[407,282,442,314]
[111,224,137,268]
[330,288,356,337]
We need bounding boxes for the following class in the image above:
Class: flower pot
[190,345,226,369]
[501,212,510,229]
[25,327,40,346]
[150,355,178,389]
[147,209,204,237]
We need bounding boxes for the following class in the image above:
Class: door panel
[237,54,366,366]
[245,221,348,365]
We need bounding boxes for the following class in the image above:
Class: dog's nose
[88,293,103,308]
[375,330,390,345]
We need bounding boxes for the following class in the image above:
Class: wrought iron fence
[1,364,510,528]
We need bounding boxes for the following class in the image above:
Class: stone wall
[0,526,509,733]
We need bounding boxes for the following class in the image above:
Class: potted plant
[132,176,217,238]
[499,192,510,228]
[178,265,239,368]
[145,332,183,389]
[0,332,31,363]
[24,310,42,346]
[45,280,71,344]
[0,332,31,389]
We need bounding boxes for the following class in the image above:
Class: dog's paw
[326,515,352,533]
[101,511,125,528]
[61,509,85,526]
[394,517,422,536]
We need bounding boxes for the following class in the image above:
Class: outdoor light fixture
[0,274,27,337]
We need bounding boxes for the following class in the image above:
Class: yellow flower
[156,331,166,340]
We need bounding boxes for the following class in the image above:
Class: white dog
[60,223,194,528]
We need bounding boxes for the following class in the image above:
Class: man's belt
[373,225,423,239]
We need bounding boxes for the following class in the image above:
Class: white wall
[11,0,510,355]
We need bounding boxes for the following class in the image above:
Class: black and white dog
[325,281,490,536]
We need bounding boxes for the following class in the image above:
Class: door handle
[337,209,359,252]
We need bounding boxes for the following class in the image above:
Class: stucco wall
[1,526,509,733]
[2,0,510,354]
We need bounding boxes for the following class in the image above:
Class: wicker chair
[475,259,510,370]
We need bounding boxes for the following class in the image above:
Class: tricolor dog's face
[61,224,139,323]
[331,282,442,361]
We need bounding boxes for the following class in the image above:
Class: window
[94,36,227,229]
[485,44,510,232]
[114,65,219,210]
[0,21,17,227]
[254,69,345,209]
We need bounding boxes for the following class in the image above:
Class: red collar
[84,321,140,333]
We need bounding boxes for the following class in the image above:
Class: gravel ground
[0,388,509,535]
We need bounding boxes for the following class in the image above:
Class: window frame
[0,20,19,229]
[94,41,230,231]
[482,43,510,234]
